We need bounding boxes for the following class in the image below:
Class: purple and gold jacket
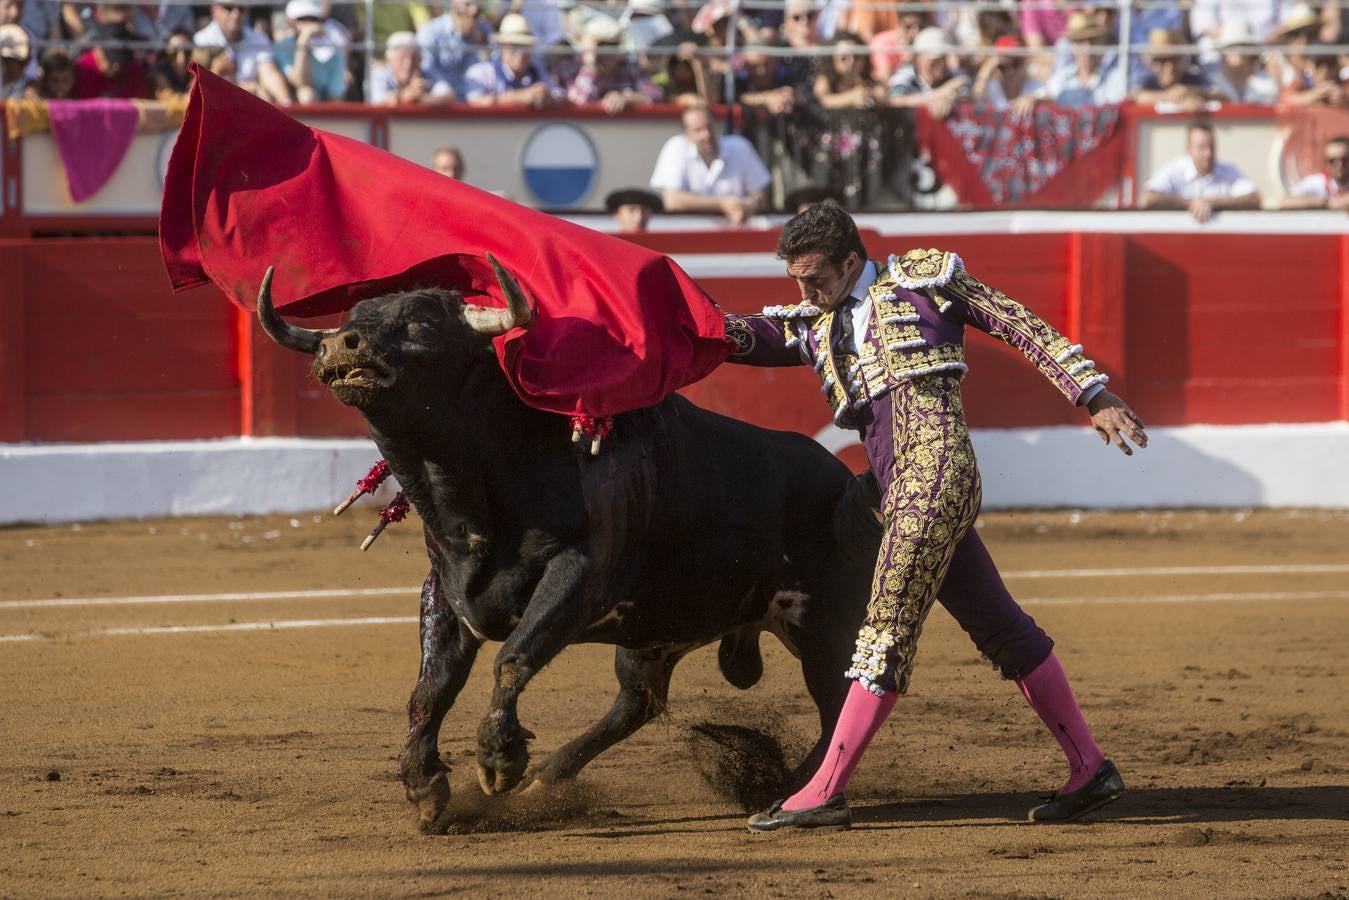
[724,248,1109,430]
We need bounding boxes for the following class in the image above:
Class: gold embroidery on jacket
[941,269,1106,401]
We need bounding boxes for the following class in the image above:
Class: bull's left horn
[256,266,332,354]
[464,253,534,336]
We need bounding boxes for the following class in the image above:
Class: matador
[725,203,1148,831]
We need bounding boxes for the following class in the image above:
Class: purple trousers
[844,377,1053,694]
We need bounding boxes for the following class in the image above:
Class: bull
[256,260,873,833]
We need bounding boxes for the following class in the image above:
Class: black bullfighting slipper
[1027,759,1125,823]
[746,794,851,833]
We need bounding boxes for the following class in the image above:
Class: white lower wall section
[2,423,1347,524]
[966,423,1349,509]
[0,438,385,525]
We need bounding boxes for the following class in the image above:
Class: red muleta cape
[159,65,730,419]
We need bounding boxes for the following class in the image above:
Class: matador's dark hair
[776,199,868,265]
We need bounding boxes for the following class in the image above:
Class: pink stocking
[1017,652,1105,793]
[782,681,898,810]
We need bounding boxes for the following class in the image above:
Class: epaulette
[762,302,823,319]
[888,248,965,290]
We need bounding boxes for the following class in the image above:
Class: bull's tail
[718,625,764,690]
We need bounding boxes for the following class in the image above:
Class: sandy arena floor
[2,508,1347,898]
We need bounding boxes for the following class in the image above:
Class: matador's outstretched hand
[1086,390,1149,455]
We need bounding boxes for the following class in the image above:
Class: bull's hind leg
[397,570,482,834]
[528,644,692,787]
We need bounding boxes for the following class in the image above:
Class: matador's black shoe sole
[747,794,852,833]
[1028,759,1125,823]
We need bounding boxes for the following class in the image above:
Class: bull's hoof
[404,770,452,835]
[476,741,530,795]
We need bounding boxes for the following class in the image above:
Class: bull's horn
[464,253,534,336]
[256,266,331,354]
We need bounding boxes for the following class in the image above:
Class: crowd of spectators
[1,0,1346,222]
[0,0,1343,111]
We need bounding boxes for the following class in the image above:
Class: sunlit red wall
[1,231,1345,445]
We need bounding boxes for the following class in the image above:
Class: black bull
[257,262,879,834]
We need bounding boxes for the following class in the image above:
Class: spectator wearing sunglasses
[1281,135,1349,211]
[194,2,293,105]
[973,32,1044,117]
[781,0,824,86]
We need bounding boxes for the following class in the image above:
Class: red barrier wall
[1,232,1345,444]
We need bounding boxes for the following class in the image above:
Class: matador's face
[785,249,862,311]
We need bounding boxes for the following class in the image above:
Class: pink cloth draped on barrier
[47,99,140,203]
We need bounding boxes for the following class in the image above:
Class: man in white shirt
[1141,121,1262,222]
[649,104,772,226]
[1281,135,1349,210]
[194,2,292,104]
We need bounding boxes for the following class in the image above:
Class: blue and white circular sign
[520,123,598,208]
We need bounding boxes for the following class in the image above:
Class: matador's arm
[894,249,1147,453]
[894,249,1106,405]
[722,306,815,368]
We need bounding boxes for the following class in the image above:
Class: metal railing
[4,0,1345,103]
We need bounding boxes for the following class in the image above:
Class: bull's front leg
[397,569,482,833]
[476,547,591,795]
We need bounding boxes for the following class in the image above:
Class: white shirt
[194,22,275,84]
[1289,173,1342,199]
[1144,155,1257,200]
[838,260,878,357]
[649,133,771,198]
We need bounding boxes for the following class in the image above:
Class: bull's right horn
[464,253,534,336]
[256,266,331,354]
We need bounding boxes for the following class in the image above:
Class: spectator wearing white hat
[1203,20,1278,105]
[1281,135,1349,211]
[1141,121,1261,223]
[273,0,349,102]
[370,30,453,104]
[1045,11,1126,108]
[0,23,31,99]
[195,3,293,104]
[417,0,493,101]
[463,12,560,107]
[557,16,659,113]
[888,26,969,119]
[649,102,771,227]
